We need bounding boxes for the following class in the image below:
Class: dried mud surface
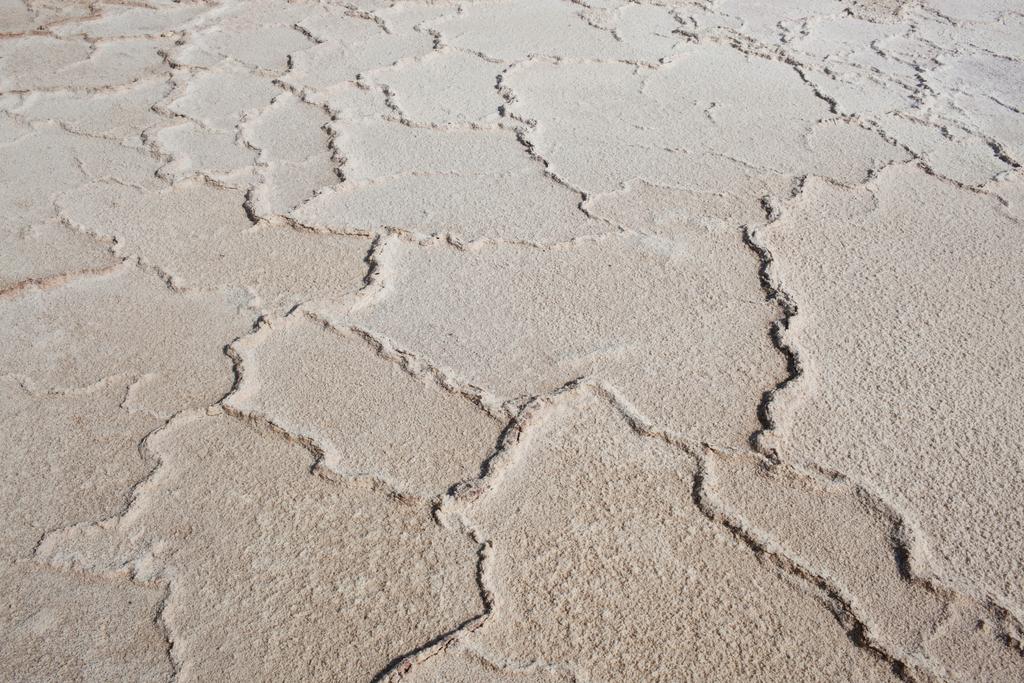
[1,0,1023,680]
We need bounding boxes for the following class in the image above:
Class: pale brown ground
[1,0,1023,680]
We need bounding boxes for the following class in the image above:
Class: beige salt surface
[56,182,373,311]
[0,36,172,92]
[342,231,782,446]
[365,50,504,126]
[2,0,1024,679]
[440,387,898,681]
[1,123,162,227]
[703,447,1024,680]
[0,561,171,682]
[762,164,1024,614]
[502,49,909,197]
[0,267,252,415]
[294,171,611,243]
[224,314,504,497]
[0,218,120,295]
[38,414,482,681]
[242,91,340,215]
[405,642,576,682]
[0,377,160,558]
[293,120,611,243]
[6,78,171,144]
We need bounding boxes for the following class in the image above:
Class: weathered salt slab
[294,169,609,244]
[345,231,781,447]
[366,50,504,126]
[0,219,119,296]
[0,562,171,682]
[1,124,162,226]
[504,49,906,199]
[764,164,1024,613]
[428,0,677,63]
[166,66,279,130]
[3,0,1024,678]
[9,78,171,144]
[0,378,160,558]
[244,92,340,216]
[705,448,1024,680]
[332,120,532,180]
[154,122,257,184]
[57,182,372,312]
[0,267,251,416]
[225,315,504,496]
[445,388,897,680]
[176,24,312,72]
[283,24,434,91]
[39,414,481,681]
[293,117,614,243]
[0,36,171,92]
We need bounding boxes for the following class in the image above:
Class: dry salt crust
[1,0,1023,680]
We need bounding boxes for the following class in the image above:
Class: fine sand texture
[2,0,1023,680]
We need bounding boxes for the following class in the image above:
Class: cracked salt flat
[763,165,1024,622]
[435,386,896,680]
[39,413,481,681]
[1,0,1023,680]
